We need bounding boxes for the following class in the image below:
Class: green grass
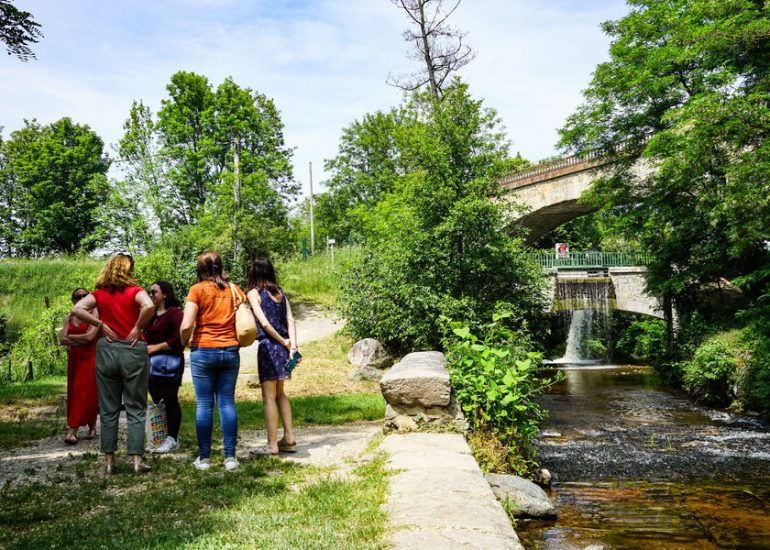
[276,249,360,308]
[0,448,389,549]
[0,257,102,340]
[0,376,66,449]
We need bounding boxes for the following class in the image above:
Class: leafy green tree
[339,80,546,353]
[559,0,770,326]
[0,0,42,61]
[119,72,298,265]
[0,118,110,255]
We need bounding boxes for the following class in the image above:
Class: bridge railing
[530,251,651,269]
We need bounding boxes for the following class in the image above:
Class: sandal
[64,434,78,445]
[83,428,97,440]
[278,439,297,453]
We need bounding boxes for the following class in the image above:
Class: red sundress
[66,317,98,429]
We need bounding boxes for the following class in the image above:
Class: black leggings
[148,381,182,440]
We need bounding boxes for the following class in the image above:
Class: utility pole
[309,161,315,256]
[233,137,241,270]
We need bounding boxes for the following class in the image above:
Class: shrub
[681,332,741,406]
[445,313,561,475]
[6,297,70,382]
[614,317,667,364]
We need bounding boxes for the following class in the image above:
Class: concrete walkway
[382,433,524,549]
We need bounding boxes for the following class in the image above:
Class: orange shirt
[186,281,246,348]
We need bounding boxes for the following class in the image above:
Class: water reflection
[518,365,770,549]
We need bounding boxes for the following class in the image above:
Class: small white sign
[327,238,336,245]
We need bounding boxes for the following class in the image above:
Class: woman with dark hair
[180,250,247,471]
[72,254,154,474]
[144,281,184,454]
[246,255,299,456]
[60,288,99,445]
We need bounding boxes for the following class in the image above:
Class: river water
[517,365,770,549]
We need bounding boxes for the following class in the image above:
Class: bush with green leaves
[445,314,561,474]
[681,332,742,407]
[6,297,70,382]
[614,316,667,364]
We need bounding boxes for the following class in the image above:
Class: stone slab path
[382,432,524,550]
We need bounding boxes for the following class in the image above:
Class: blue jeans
[190,346,240,459]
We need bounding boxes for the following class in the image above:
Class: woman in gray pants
[72,254,154,474]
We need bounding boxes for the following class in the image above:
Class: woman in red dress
[60,288,100,445]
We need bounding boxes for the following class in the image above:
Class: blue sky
[0,0,628,196]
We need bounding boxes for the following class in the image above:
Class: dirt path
[0,420,381,486]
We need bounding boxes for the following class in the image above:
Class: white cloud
[0,0,628,195]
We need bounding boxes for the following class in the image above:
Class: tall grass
[276,248,361,308]
[0,258,102,340]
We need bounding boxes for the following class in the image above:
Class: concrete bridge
[501,149,650,243]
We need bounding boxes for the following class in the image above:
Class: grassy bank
[0,258,102,340]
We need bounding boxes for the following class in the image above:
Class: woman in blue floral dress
[246,255,299,456]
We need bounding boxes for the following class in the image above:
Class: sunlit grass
[276,248,361,308]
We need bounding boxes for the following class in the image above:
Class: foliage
[6,297,70,382]
[0,0,42,61]
[0,118,110,256]
[681,332,742,407]
[118,72,298,266]
[337,80,546,354]
[446,314,560,474]
[613,315,667,365]
[737,294,770,415]
[559,0,770,335]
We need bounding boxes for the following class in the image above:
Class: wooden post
[309,161,315,256]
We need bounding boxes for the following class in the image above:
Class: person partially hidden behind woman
[180,250,246,472]
[72,254,155,474]
[60,288,100,445]
[144,281,184,453]
[246,255,299,456]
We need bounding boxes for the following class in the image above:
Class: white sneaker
[192,457,211,471]
[224,457,240,471]
[153,436,178,454]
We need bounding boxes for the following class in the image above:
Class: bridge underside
[519,200,599,244]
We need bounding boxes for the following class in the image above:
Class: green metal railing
[530,251,651,269]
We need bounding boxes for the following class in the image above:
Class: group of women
[61,250,298,474]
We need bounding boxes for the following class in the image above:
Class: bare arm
[247,289,291,351]
[72,294,118,341]
[66,310,100,345]
[126,290,154,346]
[180,301,198,348]
[59,314,73,347]
[285,296,298,353]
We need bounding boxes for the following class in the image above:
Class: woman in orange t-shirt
[180,250,247,472]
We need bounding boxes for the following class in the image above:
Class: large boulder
[379,351,451,408]
[485,473,556,518]
[348,338,393,370]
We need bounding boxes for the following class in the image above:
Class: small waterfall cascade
[553,276,615,364]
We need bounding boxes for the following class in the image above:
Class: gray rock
[485,473,556,518]
[348,338,393,370]
[380,351,450,408]
[347,365,385,382]
[28,405,59,418]
[534,468,552,487]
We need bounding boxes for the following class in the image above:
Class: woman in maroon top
[72,254,154,475]
[144,281,184,453]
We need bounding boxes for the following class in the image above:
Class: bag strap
[229,282,238,312]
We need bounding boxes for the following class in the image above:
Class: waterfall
[552,277,614,364]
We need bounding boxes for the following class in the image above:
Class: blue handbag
[149,353,182,380]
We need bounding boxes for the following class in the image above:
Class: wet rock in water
[534,468,552,487]
[583,546,607,550]
[485,473,556,518]
[348,338,393,370]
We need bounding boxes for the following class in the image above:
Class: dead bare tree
[388,0,475,100]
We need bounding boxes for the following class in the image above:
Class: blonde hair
[95,255,138,291]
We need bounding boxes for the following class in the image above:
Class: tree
[559,0,770,319]
[0,0,42,61]
[0,118,110,255]
[338,80,546,353]
[119,72,298,272]
[388,0,474,99]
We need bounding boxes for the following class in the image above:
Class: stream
[517,365,770,549]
